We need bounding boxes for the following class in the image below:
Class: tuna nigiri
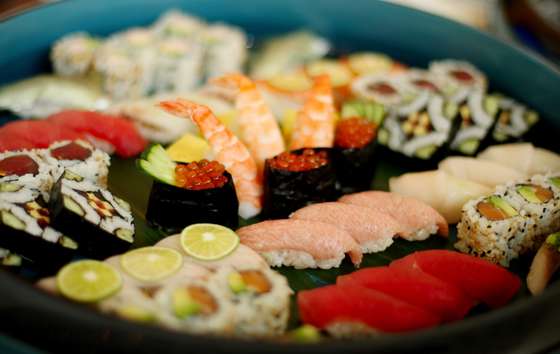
[0,120,84,152]
[236,219,363,269]
[339,191,448,240]
[48,110,147,158]
[337,266,475,322]
[290,202,398,253]
[391,250,521,308]
[298,284,440,337]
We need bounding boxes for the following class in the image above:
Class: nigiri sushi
[339,191,448,240]
[0,120,84,153]
[337,266,475,322]
[391,250,521,308]
[438,156,526,188]
[47,110,147,158]
[389,170,492,224]
[298,284,440,337]
[236,219,363,269]
[477,143,560,176]
[290,202,398,253]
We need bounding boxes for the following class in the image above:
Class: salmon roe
[175,159,228,190]
[335,117,376,149]
[268,149,328,172]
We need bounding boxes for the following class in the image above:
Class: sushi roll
[214,265,292,336]
[333,100,385,193]
[0,190,78,268]
[50,32,101,77]
[262,148,337,219]
[527,231,560,295]
[0,248,24,268]
[154,277,235,334]
[428,60,496,155]
[377,70,460,164]
[43,140,110,188]
[0,149,55,202]
[351,74,408,107]
[501,175,560,238]
[49,176,134,259]
[202,24,248,79]
[139,145,239,232]
[152,38,204,93]
[94,28,156,99]
[152,10,206,39]
[491,95,539,143]
[456,191,535,266]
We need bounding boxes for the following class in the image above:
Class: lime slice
[166,133,210,163]
[180,223,239,261]
[120,247,183,282]
[57,260,122,303]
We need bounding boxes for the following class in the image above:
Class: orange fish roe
[268,149,328,172]
[175,159,228,190]
[335,117,376,149]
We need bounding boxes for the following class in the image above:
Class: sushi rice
[154,277,235,334]
[456,174,560,266]
[0,149,55,202]
[213,265,292,336]
[43,140,110,188]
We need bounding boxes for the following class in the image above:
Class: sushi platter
[1,1,560,354]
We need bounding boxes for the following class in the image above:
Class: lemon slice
[268,72,313,92]
[57,260,122,303]
[166,133,210,163]
[120,247,183,282]
[347,52,393,75]
[180,223,239,261]
[281,109,298,144]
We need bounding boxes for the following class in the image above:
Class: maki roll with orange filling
[49,176,134,259]
[263,148,337,218]
[139,145,238,232]
[0,188,78,269]
[333,100,384,193]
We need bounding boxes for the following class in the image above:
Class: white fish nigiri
[530,147,560,175]
[389,170,491,224]
[477,143,534,175]
[439,156,526,188]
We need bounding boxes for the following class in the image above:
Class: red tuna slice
[390,250,521,308]
[297,284,440,333]
[0,129,36,152]
[0,120,84,149]
[48,110,147,158]
[337,266,475,322]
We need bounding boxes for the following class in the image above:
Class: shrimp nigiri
[290,74,336,150]
[158,98,262,219]
[211,73,285,172]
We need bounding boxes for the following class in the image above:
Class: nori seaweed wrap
[263,148,337,219]
[0,188,78,269]
[377,70,460,167]
[49,176,134,259]
[333,100,385,193]
[138,145,239,233]
[146,169,239,233]
[491,94,539,143]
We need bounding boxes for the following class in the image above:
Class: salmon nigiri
[236,219,362,269]
[339,191,448,240]
[290,202,399,253]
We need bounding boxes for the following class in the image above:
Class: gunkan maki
[333,100,385,193]
[263,148,337,218]
[139,145,239,232]
[49,175,135,259]
[0,188,78,269]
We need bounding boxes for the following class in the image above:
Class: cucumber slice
[137,144,176,186]
[341,100,385,125]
